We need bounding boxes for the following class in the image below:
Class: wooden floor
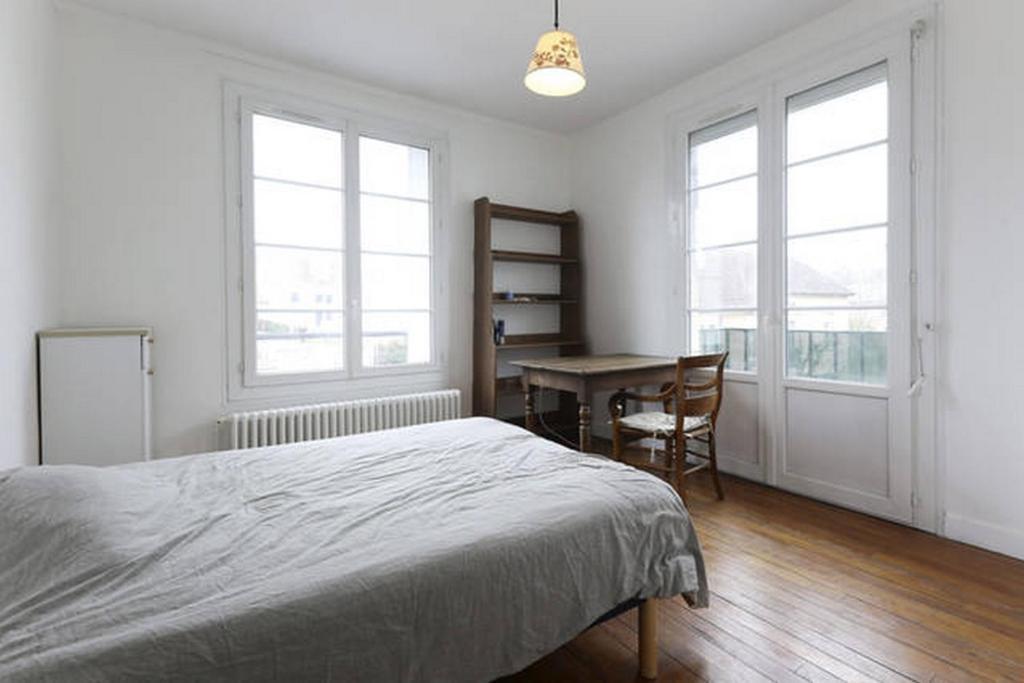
[502,471,1024,682]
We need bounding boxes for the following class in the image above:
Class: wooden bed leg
[638,598,658,680]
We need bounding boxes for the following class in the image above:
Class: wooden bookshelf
[473,197,585,417]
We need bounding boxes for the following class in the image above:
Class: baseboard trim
[716,453,765,482]
[944,512,1024,561]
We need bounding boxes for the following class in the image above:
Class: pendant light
[524,0,586,97]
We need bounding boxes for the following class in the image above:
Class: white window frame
[778,55,908,396]
[682,107,762,377]
[670,84,772,387]
[224,82,449,403]
[673,31,917,395]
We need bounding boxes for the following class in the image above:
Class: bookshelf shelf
[492,293,580,305]
[499,337,584,350]
[491,250,578,265]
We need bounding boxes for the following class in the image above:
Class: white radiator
[221,389,462,450]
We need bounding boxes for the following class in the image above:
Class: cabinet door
[40,335,147,466]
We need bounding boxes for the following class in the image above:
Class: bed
[0,417,707,682]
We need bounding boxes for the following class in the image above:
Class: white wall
[939,0,1024,559]
[570,0,1024,559]
[0,0,59,469]
[56,5,571,458]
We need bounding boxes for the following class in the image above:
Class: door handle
[907,323,932,397]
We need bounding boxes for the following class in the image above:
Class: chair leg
[664,435,674,485]
[708,430,724,500]
[674,435,687,502]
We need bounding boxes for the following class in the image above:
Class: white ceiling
[72,0,853,133]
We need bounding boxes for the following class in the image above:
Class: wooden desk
[509,354,676,452]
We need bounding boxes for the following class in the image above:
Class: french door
[684,35,914,522]
[774,42,913,522]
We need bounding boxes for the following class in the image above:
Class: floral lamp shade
[524,30,586,97]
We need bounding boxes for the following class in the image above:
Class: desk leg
[578,400,592,453]
[524,386,537,433]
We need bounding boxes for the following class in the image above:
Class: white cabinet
[38,328,152,466]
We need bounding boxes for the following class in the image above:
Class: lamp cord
[535,387,579,449]
[554,0,559,29]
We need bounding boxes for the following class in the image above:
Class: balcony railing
[698,328,757,373]
[698,328,886,384]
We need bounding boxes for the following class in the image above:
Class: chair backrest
[673,352,728,431]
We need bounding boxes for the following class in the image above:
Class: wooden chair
[608,353,728,500]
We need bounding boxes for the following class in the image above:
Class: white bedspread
[0,417,707,682]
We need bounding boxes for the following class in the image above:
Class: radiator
[222,389,462,450]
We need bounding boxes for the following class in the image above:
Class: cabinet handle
[147,369,155,376]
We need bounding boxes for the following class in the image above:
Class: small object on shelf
[493,319,506,345]
[503,290,515,301]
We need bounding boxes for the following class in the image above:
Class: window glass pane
[690,244,756,309]
[358,136,432,370]
[360,195,430,255]
[786,144,887,235]
[788,80,887,163]
[361,254,430,311]
[687,111,759,371]
[253,114,343,188]
[690,176,758,248]
[787,228,887,308]
[254,180,343,249]
[257,337,343,375]
[786,65,888,386]
[362,312,431,367]
[359,137,429,200]
[256,311,343,338]
[689,123,757,187]
[690,311,757,372]
[255,246,343,311]
[787,309,887,384]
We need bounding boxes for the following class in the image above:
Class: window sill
[723,369,759,384]
[226,366,450,410]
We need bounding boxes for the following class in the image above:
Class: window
[235,95,439,390]
[785,63,888,384]
[686,111,758,372]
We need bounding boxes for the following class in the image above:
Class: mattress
[0,417,707,682]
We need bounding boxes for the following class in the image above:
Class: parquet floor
[502,471,1024,682]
